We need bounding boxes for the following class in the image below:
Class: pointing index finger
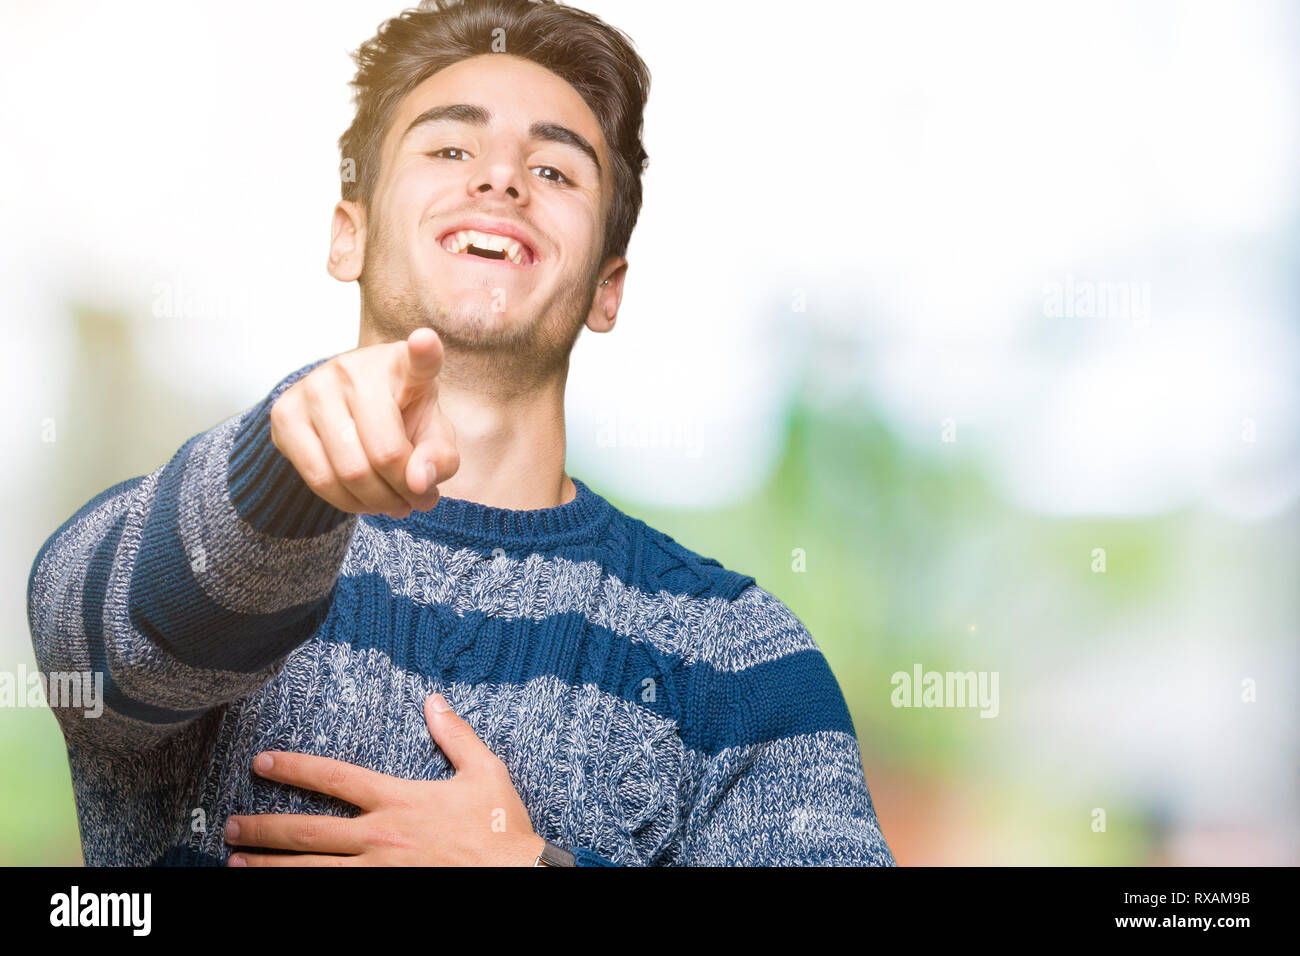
[396,328,443,404]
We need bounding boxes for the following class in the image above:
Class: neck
[357,324,575,512]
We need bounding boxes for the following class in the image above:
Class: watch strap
[534,839,576,867]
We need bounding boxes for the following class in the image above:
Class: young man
[27,0,895,866]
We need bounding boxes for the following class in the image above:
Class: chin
[429,299,537,349]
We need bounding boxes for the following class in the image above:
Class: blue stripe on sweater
[684,648,858,755]
[327,574,855,755]
[83,511,840,745]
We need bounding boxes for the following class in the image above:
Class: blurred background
[1,0,1296,865]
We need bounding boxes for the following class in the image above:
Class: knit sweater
[26,356,896,867]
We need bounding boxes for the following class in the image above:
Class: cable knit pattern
[27,358,895,867]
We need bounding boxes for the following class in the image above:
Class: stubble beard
[359,210,599,381]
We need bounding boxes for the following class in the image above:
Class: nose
[471,146,527,201]
[477,180,519,198]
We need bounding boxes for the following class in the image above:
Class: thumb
[424,693,494,774]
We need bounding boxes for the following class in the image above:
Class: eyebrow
[401,103,602,179]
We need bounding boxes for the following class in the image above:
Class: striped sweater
[26,356,895,867]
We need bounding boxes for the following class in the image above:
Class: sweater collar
[377,475,615,547]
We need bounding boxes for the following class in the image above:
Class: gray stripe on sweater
[178,636,688,866]
[195,637,883,866]
[344,521,819,671]
[179,414,358,614]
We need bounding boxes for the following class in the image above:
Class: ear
[328,200,367,283]
[585,257,628,333]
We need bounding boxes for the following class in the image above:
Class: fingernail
[430,693,451,713]
[424,460,437,490]
[229,854,246,867]
[225,818,240,841]
[254,752,273,773]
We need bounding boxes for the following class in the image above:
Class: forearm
[132,357,355,670]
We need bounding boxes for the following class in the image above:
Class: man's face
[344,54,620,359]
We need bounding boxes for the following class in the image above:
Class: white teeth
[442,228,528,265]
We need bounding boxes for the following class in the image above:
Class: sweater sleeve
[26,355,357,758]
[675,585,896,866]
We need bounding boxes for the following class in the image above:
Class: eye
[429,147,472,161]
[531,165,572,186]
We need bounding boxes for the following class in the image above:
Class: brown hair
[339,0,651,262]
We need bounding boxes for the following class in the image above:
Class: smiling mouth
[438,228,537,267]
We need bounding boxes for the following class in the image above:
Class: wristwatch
[533,839,576,867]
